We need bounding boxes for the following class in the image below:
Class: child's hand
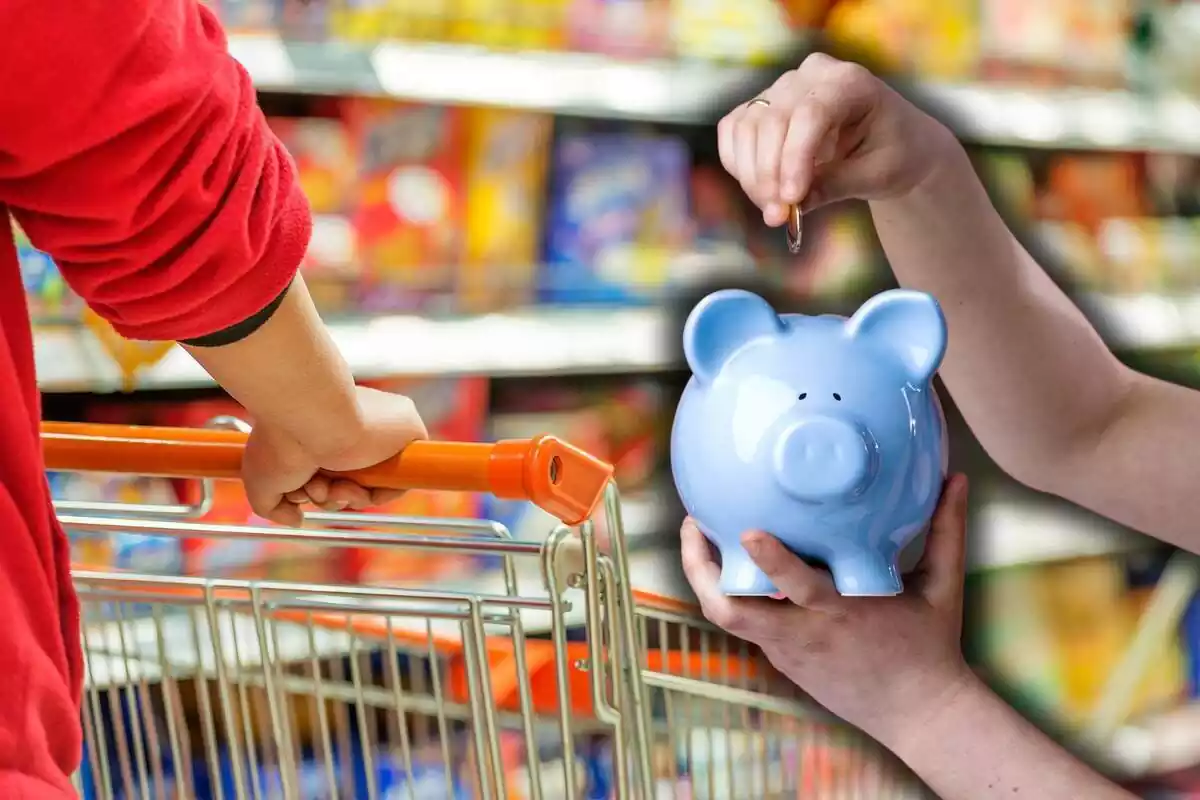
[680,474,974,745]
[718,52,957,224]
[241,386,428,526]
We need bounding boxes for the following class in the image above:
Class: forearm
[183,276,363,458]
[879,674,1135,800]
[868,139,1133,490]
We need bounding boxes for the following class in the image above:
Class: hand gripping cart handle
[42,422,613,526]
[44,422,915,800]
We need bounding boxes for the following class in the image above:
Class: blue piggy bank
[671,288,949,597]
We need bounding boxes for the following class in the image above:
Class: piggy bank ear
[683,290,784,384]
[845,290,947,384]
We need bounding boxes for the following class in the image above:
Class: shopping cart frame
[45,420,913,800]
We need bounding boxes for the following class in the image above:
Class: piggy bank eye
[798,393,807,400]
[833,393,842,401]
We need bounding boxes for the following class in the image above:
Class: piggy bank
[671,288,949,597]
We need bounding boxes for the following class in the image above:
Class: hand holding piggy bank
[671,288,949,596]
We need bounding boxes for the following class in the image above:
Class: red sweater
[0,0,310,793]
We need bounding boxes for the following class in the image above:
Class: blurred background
[23,0,1200,797]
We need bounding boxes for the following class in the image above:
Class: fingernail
[741,533,763,557]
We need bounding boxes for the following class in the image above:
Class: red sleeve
[0,0,310,342]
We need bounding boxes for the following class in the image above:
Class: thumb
[916,474,970,607]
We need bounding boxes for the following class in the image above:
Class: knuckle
[704,603,743,632]
[831,59,873,90]
[799,51,838,73]
[732,113,756,138]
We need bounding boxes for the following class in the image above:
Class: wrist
[291,392,367,463]
[903,121,971,202]
[867,660,983,753]
[249,380,366,464]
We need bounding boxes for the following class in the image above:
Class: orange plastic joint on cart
[41,422,614,525]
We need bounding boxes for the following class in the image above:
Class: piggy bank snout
[773,416,874,502]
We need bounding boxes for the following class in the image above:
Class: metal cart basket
[43,421,925,799]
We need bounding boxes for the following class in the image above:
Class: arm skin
[871,135,1200,553]
[875,672,1137,800]
[181,277,366,460]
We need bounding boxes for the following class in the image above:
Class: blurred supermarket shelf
[229,35,1200,153]
[34,306,671,392]
[919,84,1200,155]
[231,34,762,123]
[33,291,1200,392]
[968,498,1152,572]
[1109,702,1200,779]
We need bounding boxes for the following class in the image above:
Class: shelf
[228,35,1200,153]
[33,291,1200,392]
[917,83,1200,155]
[34,306,672,392]
[230,35,762,123]
[967,498,1152,572]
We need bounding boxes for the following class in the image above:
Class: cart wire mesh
[46,421,923,799]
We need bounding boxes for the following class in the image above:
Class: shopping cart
[43,421,926,800]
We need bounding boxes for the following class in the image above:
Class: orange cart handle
[42,422,614,526]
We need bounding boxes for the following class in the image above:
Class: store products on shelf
[277,0,329,39]
[775,0,841,30]
[824,0,979,81]
[344,99,467,312]
[1037,556,1185,726]
[1127,552,1193,712]
[1146,153,1200,219]
[328,0,454,43]
[986,150,1200,294]
[565,0,672,58]
[1035,220,1110,289]
[269,115,359,277]
[1145,1,1200,95]
[975,151,1038,220]
[968,553,1186,730]
[212,0,280,33]
[1185,586,1200,701]
[460,108,554,313]
[448,0,572,49]
[51,471,185,576]
[541,131,692,304]
[1037,154,1149,234]
[11,217,80,321]
[965,566,1065,720]
[976,0,1131,87]
[83,308,179,392]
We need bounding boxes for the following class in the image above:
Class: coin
[786,204,802,253]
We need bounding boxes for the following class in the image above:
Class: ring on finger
[747,97,770,108]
